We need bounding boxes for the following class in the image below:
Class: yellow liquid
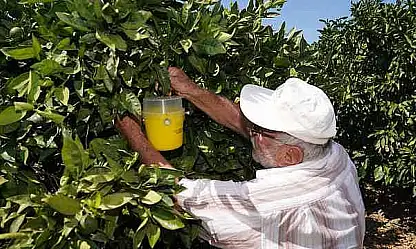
[143,111,184,151]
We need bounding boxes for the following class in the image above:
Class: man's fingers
[168,66,180,75]
[168,66,186,78]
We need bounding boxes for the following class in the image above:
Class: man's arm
[115,115,173,169]
[169,67,249,138]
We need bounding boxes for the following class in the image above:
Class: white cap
[239,78,336,144]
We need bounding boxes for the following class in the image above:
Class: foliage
[0,0,314,248]
[314,0,416,194]
[0,133,196,249]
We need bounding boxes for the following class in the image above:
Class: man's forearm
[128,132,172,167]
[115,116,173,169]
[182,85,248,137]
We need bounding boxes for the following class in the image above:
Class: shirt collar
[255,141,338,179]
[256,167,289,179]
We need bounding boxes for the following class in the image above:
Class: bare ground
[363,184,416,249]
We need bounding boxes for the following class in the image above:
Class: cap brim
[240,84,278,130]
[240,84,333,144]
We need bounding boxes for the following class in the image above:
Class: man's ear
[275,144,304,166]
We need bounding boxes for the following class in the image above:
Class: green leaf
[104,216,118,239]
[43,194,81,215]
[82,174,114,184]
[80,216,98,234]
[20,146,29,165]
[192,38,226,55]
[32,35,41,58]
[0,233,29,240]
[27,71,41,103]
[94,65,109,80]
[123,29,150,41]
[141,190,162,205]
[106,55,119,79]
[57,37,76,50]
[93,0,102,19]
[138,216,149,230]
[121,10,152,29]
[105,155,124,175]
[287,27,301,41]
[404,34,416,49]
[154,65,170,94]
[289,67,298,77]
[71,0,96,20]
[95,64,113,92]
[133,227,146,248]
[274,56,290,68]
[151,207,185,230]
[1,47,35,60]
[182,1,192,24]
[0,106,26,126]
[98,99,113,124]
[118,91,142,118]
[120,66,134,86]
[296,65,319,74]
[98,192,133,210]
[0,123,19,135]
[374,166,384,181]
[10,214,26,233]
[31,59,63,75]
[96,31,127,51]
[7,195,36,214]
[216,32,233,42]
[79,33,96,44]
[9,27,24,38]
[122,170,140,183]
[132,217,148,248]
[188,54,207,74]
[79,241,91,249]
[6,72,30,94]
[62,130,88,177]
[5,71,39,101]
[36,110,65,124]
[90,138,121,160]
[180,39,192,53]
[14,102,34,111]
[62,217,78,237]
[0,176,7,186]
[56,12,91,32]
[161,195,174,207]
[19,0,54,3]
[54,87,70,105]
[74,80,84,97]
[146,222,161,248]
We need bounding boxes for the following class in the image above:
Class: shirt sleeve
[176,178,261,247]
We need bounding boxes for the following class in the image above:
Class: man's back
[178,142,365,249]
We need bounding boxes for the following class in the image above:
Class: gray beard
[252,149,276,168]
[251,136,277,168]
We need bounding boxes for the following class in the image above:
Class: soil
[362,183,416,249]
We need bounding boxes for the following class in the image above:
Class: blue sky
[221,0,396,43]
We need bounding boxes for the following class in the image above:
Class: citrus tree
[313,0,416,194]
[0,0,316,248]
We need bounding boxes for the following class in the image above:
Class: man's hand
[168,67,197,96]
[168,67,248,137]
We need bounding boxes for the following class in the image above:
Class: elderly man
[116,67,365,249]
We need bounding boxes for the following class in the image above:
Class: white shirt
[177,142,365,249]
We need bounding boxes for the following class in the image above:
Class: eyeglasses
[246,121,280,140]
